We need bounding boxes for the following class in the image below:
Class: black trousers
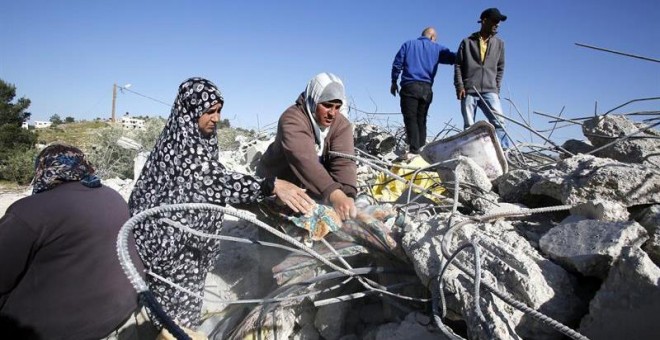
[399,81,433,154]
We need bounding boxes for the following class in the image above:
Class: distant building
[34,121,53,129]
[121,114,145,130]
[22,121,29,129]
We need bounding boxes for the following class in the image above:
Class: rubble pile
[5,113,654,339]
[197,113,659,340]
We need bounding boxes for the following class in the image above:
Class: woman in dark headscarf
[31,143,101,193]
[128,77,314,330]
[0,143,145,339]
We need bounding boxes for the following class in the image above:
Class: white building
[22,121,29,129]
[34,121,53,129]
[121,115,145,130]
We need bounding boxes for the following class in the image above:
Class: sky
[2,0,659,144]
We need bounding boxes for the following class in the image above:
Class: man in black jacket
[454,8,511,148]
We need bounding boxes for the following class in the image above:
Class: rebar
[575,43,660,64]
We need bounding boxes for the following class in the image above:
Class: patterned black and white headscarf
[128,77,272,328]
[32,143,100,194]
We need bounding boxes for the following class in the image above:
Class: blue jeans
[461,92,510,148]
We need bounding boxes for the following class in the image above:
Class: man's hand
[456,88,466,100]
[272,178,315,215]
[329,189,357,221]
[390,83,398,97]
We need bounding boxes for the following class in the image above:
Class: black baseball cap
[479,8,507,22]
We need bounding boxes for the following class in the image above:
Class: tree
[65,116,75,123]
[219,118,231,129]
[0,79,36,152]
[50,114,63,126]
[0,79,31,125]
[0,79,37,182]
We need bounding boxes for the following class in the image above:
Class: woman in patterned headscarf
[31,143,101,193]
[0,143,145,338]
[128,77,314,331]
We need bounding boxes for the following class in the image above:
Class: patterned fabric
[32,144,100,194]
[287,204,342,241]
[128,77,271,329]
[334,202,406,260]
[263,200,343,241]
[262,199,407,286]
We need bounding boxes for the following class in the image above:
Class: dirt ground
[0,186,31,216]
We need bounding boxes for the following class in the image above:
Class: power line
[120,87,172,107]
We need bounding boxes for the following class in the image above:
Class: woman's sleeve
[280,113,340,201]
[195,161,275,206]
[327,119,358,198]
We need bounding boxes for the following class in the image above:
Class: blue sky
[2,0,658,144]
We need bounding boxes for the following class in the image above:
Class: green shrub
[0,148,38,185]
[86,126,136,180]
[85,118,165,180]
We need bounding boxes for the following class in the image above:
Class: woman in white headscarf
[129,77,314,332]
[257,72,357,221]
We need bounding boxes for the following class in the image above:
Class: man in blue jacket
[391,27,455,159]
[454,8,510,148]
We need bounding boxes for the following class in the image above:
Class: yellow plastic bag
[157,325,208,340]
[371,156,445,204]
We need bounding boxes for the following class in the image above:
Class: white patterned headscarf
[303,72,348,156]
[127,77,272,328]
[129,77,227,212]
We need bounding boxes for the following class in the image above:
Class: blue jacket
[391,36,455,86]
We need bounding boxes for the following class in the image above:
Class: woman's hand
[329,189,357,221]
[272,178,315,215]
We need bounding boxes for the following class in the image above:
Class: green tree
[0,80,31,125]
[134,116,166,151]
[64,116,75,123]
[50,114,63,126]
[0,79,37,181]
[219,118,231,129]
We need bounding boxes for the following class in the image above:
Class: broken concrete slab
[435,156,499,213]
[582,114,660,166]
[560,139,594,157]
[495,169,545,205]
[314,302,350,340]
[236,136,273,172]
[579,246,660,339]
[531,154,660,206]
[634,205,660,266]
[402,213,585,339]
[569,199,630,222]
[363,312,450,340]
[539,219,648,279]
[634,204,660,232]
[354,123,398,158]
[643,228,660,267]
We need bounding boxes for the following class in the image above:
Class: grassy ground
[35,120,111,150]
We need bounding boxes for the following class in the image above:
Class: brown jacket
[257,94,357,202]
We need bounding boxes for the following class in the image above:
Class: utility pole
[111,83,117,123]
